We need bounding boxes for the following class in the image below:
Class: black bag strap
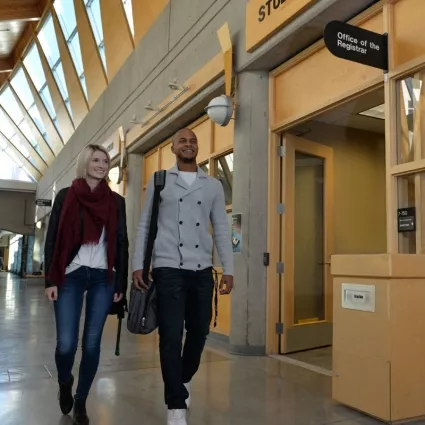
[142,170,166,283]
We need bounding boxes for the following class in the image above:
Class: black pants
[153,267,214,409]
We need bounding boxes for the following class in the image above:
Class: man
[132,127,234,425]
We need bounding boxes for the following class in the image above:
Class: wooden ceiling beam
[0,6,41,22]
[0,59,13,73]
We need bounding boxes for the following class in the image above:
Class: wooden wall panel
[160,142,175,170]
[52,8,89,128]
[214,120,234,153]
[393,0,425,68]
[132,0,168,46]
[100,0,134,80]
[35,40,74,143]
[74,0,108,108]
[21,63,63,156]
[273,12,383,126]
[191,119,212,164]
[144,150,159,184]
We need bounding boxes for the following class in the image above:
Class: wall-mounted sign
[35,199,52,207]
[231,213,242,253]
[324,21,388,71]
[246,0,317,52]
[102,128,121,161]
[398,207,416,233]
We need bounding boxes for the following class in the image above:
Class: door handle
[318,261,331,265]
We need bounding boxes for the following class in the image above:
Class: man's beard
[179,155,196,164]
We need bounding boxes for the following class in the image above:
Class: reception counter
[332,254,425,423]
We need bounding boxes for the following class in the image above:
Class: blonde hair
[76,144,111,179]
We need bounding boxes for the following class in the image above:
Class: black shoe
[58,375,74,415]
[73,397,89,425]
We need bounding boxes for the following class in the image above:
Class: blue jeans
[54,267,114,399]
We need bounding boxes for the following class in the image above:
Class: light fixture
[145,101,160,112]
[204,95,234,127]
[358,104,385,120]
[168,79,187,91]
[36,221,42,229]
[130,114,146,126]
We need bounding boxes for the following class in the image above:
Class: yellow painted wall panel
[100,0,134,80]
[191,119,212,164]
[52,9,89,128]
[160,143,175,170]
[133,0,168,46]
[144,150,159,184]
[273,12,383,126]
[74,0,108,108]
[214,120,234,152]
[393,0,425,67]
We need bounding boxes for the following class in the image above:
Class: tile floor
[0,272,390,425]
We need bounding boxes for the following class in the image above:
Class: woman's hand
[45,286,58,301]
[113,293,123,302]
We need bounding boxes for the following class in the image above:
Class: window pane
[214,152,234,206]
[397,73,424,164]
[23,43,58,120]
[28,104,47,135]
[0,109,16,139]
[52,62,68,100]
[38,15,61,68]
[38,14,71,116]
[40,86,56,119]
[85,0,106,69]
[54,0,77,38]
[0,86,24,124]
[55,0,87,101]
[200,162,209,174]
[10,68,34,110]
[122,0,134,36]
[0,150,32,182]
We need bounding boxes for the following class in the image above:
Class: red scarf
[47,178,118,286]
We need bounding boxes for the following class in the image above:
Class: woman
[44,144,129,425]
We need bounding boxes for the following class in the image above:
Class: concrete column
[230,71,269,355]
[124,152,143,291]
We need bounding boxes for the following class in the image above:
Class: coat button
[180,198,183,202]
[195,245,199,248]
[198,201,201,205]
[180,243,183,247]
[179,221,183,225]
[180,262,184,266]
[196,223,200,226]
[198,264,201,268]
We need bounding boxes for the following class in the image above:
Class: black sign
[324,21,388,71]
[398,207,416,233]
[35,199,52,207]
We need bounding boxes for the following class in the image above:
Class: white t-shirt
[66,227,108,274]
[179,171,197,186]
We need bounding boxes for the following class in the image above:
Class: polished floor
[0,272,387,425]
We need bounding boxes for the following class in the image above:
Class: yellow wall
[299,121,387,255]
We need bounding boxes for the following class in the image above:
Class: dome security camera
[204,95,233,127]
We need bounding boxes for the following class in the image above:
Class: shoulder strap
[142,170,166,282]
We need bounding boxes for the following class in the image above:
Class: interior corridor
[0,272,384,425]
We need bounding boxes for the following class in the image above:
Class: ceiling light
[145,101,159,112]
[358,104,385,120]
[168,79,187,91]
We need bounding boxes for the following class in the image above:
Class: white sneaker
[184,382,191,409]
[167,409,187,425]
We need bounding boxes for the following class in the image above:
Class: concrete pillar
[125,152,143,291]
[230,71,269,355]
